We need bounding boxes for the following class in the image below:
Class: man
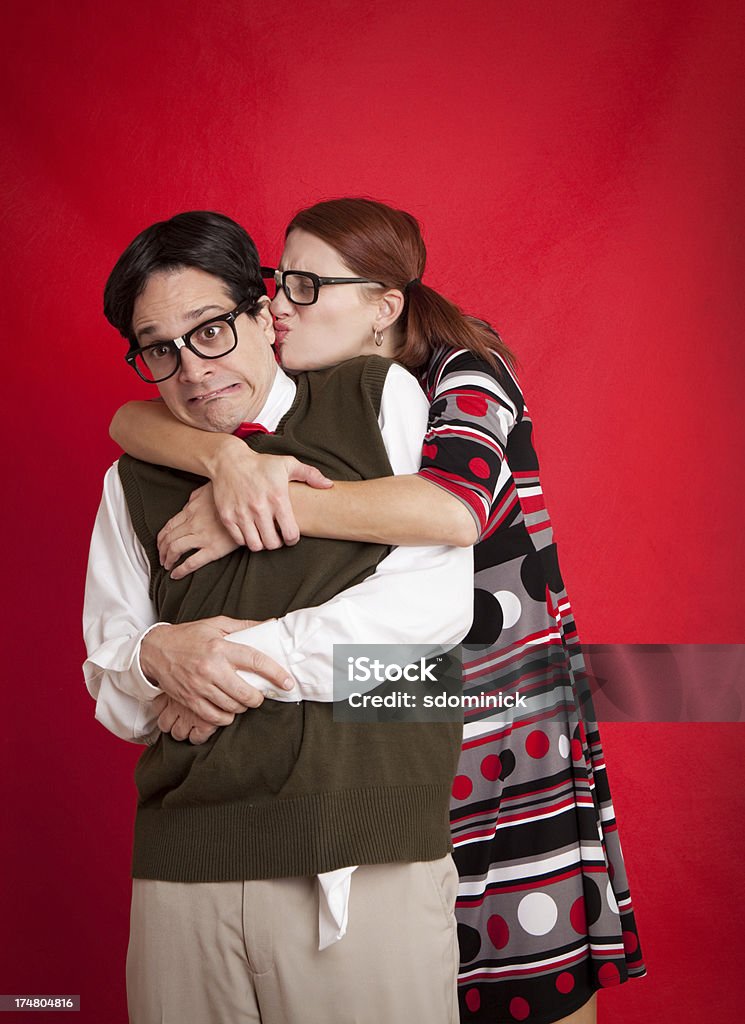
[84,211,472,1024]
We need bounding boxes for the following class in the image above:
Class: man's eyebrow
[136,305,228,342]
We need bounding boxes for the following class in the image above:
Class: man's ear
[374,288,405,333]
[255,297,275,342]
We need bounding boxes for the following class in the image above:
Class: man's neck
[242,364,296,433]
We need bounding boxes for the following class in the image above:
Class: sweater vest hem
[131,782,453,881]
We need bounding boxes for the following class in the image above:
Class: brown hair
[286,197,514,372]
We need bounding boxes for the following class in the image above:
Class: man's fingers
[274,500,300,546]
[192,698,237,726]
[292,463,335,489]
[254,510,285,551]
[165,682,240,723]
[227,644,295,692]
[223,516,264,552]
[224,679,265,708]
[206,615,265,632]
[221,516,249,548]
[204,684,251,714]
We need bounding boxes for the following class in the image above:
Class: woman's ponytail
[401,279,512,372]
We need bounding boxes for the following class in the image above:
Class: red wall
[2,1,744,1021]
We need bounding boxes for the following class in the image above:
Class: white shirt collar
[252,365,297,432]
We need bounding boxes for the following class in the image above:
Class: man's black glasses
[125,300,254,383]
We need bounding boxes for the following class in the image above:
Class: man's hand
[140,616,294,726]
[152,693,220,745]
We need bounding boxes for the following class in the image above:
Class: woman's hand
[158,483,240,578]
[207,445,334,552]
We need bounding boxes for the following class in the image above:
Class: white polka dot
[517,892,558,936]
[606,881,619,916]
[558,735,570,759]
[494,590,522,629]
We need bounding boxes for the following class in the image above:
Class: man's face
[131,267,276,433]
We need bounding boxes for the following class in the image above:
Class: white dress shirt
[83,361,473,948]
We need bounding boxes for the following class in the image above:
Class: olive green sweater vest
[117,357,462,881]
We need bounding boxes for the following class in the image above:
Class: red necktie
[233,422,269,439]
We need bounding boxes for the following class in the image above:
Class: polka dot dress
[419,348,646,1023]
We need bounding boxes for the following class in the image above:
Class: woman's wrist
[202,433,257,479]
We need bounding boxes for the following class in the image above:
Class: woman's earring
[373,326,384,347]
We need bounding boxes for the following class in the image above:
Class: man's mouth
[189,383,240,403]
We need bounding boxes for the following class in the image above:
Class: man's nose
[177,345,211,383]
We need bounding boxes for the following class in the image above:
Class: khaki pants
[127,856,459,1024]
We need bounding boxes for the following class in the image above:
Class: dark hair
[103,211,266,347]
[286,198,514,371]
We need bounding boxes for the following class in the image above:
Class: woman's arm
[110,399,248,478]
[289,348,520,552]
[110,399,333,549]
[290,475,479,546]
[159,474,477,578]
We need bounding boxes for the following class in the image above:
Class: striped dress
[418,347,646,1024]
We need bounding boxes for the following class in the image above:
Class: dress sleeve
[418,348,524,539]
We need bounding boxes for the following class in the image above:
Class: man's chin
[181,407,242,435]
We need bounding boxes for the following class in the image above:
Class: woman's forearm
[112,402,478,549]
[290,474,479,547]
[110,401,246,477]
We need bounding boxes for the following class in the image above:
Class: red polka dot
[571,738,583,761]
[487,914,510,950]
[623,930,638,955]
[578,719,587,744]
[452,774,473,800]
[422,443,438,460]
[456,394,489,417]
[598,962,621,987]
[525,730,550,759]
[555,972,575,994]
[509,996,531,1020]
[480,754,502,781]
[465,988,481,1013]
[468,457,491,479]
[570,897,586,934]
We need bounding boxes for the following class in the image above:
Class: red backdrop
[2,1,744,1021]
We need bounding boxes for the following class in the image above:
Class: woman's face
[270,229,394,371]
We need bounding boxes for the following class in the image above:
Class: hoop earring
[373,326,384,347]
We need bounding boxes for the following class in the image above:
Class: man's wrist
[138,623,172,687]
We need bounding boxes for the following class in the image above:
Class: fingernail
[282,678,294,690]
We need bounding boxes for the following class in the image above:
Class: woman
[111,198,645,1024]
